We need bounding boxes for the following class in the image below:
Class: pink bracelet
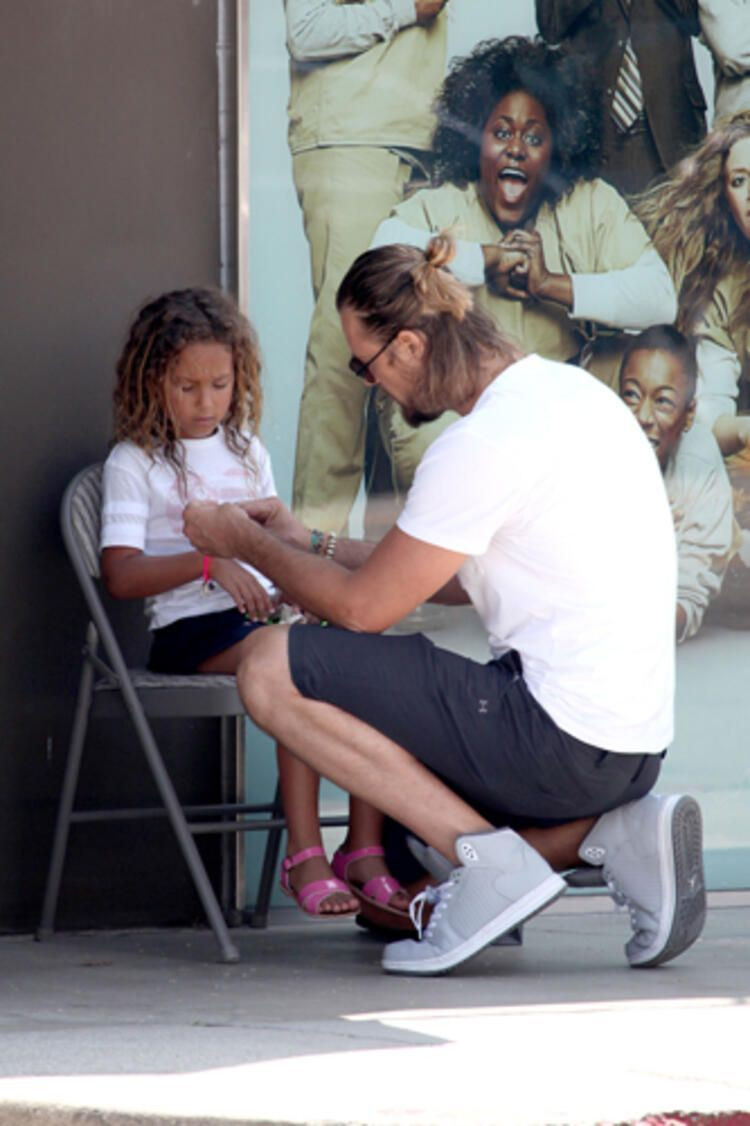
[201,555,214,594]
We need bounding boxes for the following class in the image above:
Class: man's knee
[237,626,293,725]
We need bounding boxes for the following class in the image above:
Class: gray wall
[0,0,229,931]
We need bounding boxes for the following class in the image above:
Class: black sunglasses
[348,328,400,384]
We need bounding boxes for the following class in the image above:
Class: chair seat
[92,669,245,718]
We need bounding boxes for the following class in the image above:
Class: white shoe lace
[603,868,639,931]
[409,880,454,940]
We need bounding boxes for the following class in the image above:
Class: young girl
[100,287,410,924]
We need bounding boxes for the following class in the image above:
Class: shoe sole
[382,872,565,976]
[630,794,706,968]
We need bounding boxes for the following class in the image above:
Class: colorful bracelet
[310,529,325,555]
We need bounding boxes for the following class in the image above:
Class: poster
[240,2,749,891]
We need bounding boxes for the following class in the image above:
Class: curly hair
[431,36,602,206]
[113,287,263,491]
[336,232,521,416]
[634,111,750,337]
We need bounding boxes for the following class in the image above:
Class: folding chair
[37,464,346,962]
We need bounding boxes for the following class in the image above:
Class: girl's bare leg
[276,745,359,914]
[337,796,410,910]
[199,632,358,914]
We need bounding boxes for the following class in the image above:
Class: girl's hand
[211,558,278,621]
[482,242,531,300]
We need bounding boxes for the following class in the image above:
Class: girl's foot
[280,846,359,917]
[332,844,411,914]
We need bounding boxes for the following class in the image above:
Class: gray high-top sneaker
[382,828,565,976]
[579,793,706,968]
[406,835,454,883]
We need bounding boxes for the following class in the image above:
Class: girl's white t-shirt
[100,429,276,630]
[397,355,677,755]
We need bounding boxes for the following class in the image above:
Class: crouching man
[184,235,706,976]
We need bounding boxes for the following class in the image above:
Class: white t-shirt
[397,355,676,754]
[100,429,277,630]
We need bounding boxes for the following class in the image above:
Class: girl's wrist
[201,553,216,594]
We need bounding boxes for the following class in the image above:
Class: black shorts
[148,608,266,674]
[288,625,663,828]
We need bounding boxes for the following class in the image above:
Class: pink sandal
[280,845,358,918]
[331,845,412,929]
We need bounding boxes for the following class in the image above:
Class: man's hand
[236,497,310,551]
[183,501,254,559]
[415,0,448,26]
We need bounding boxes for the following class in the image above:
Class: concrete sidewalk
[1,892,748,1126]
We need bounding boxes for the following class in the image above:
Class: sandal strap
[331,844,384,880]
[282,845,326,874]
[298,877,352,915]
[360,874,403,907]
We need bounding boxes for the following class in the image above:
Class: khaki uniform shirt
[287,5,446,153]
[392,179,654,363]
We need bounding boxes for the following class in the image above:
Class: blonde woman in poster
[284,0,450,535]
[371,36,677,493]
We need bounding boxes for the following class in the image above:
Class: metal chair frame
[37,464,346,962]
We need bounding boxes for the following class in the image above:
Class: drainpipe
[217,0,237,295]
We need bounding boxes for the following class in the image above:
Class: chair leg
[248,780,285,929]
[122,689,240,963]
[37,653,96,941]
[220,715,245,927]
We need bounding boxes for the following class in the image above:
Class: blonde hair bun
[411,230,472,321]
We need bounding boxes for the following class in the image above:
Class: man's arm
[184,501,466,632]
[698,0,750,76]
[236,495,470,605]
[285,0,445,63]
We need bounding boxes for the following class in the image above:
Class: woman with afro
[371,36,677,493]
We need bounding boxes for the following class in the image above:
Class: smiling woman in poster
[634,111,750,609]
[371,36,677,492]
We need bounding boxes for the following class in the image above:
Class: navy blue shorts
[288,625,663,828]
[148,608,266,674]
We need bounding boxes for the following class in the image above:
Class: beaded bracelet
[310,529,325,555]
[324,531,337,560]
